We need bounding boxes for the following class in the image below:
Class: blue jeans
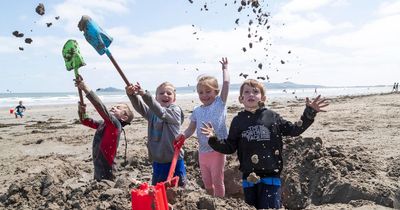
[152,159,186,187]
[243,178,282,209]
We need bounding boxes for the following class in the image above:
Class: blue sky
[1,0,399,93]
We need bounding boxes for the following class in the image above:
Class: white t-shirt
[190,96,228,153]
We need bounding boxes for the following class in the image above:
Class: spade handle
[106,50,130,86]
[74,69,85,105]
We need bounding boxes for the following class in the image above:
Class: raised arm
[75,76,114,124]
[280,95,329,136]
[126,83,150,120]
[141,92,182,124]
[219,57,230,103]
[78,101,100,129]
[202,119,239,154]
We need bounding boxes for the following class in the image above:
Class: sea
[0,85,392,108]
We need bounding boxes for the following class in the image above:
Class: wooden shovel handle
[107,53,130,86]
[74,73,85,105]
[78,88,84,105]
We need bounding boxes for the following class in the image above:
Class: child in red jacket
[76,77,133,181]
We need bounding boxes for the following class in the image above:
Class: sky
[1,0,399,93]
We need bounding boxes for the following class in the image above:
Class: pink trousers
[199,151,226,197]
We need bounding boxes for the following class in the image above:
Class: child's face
[156,86,176,107]
[240,84,266,110]
[110,104,129,121]
[197,85,218,106]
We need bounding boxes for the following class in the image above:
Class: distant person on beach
[75,76,134,181]
[14,101,26,118]
[396,83,399,92]
[126,81,187,187]
[181,57,229,197]
[201,79,329,209]
[392,82,397,92]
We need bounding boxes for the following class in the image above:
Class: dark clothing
[209,106,316,177]
[208,106,316,209]
[244,183,281,209]
[15,105,26,117]
[80,91,122,181]
[15,105,26,113]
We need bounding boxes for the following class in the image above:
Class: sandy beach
[0,92,399,209]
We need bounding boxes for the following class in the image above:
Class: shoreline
[1,90,397,110]
[0,85,394,109]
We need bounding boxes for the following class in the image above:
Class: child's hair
[239,79,266,97]
[118,103,134,124]
[19,101,23,104]
[196,75,219,94]
[156,82,176,98]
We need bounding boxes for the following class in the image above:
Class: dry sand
[0,92,399,209]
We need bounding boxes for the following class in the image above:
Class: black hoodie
[208,106,316,178]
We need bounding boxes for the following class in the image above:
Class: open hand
[200,122,216,138]
[219,57,228,70]
[306,95,329,112]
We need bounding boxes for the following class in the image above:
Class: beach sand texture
[0,93,399,209]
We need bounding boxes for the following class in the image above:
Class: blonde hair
[239,79,266,97]
[156,82,176,98]
[196,75,219,94]
[119,103,134,123]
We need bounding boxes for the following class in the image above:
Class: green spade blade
[62,39,85,73]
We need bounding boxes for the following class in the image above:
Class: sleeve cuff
[303,106,317,120]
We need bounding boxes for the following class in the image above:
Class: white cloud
[330,0,350,7]
[273,0,353,40]
[377,1,400,16]
[323,14,400,49]
[272,12,352,40]
[282,0,333,13]
[0,37,21,53]
[42,0,130,34]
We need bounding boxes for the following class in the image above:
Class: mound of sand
[1,136,398,209]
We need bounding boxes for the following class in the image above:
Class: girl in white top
[183,57,229,197]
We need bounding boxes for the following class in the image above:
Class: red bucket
[9,109,14,114]
[131,182,168,210]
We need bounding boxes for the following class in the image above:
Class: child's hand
[173,134,186,149]
[201,122,216,138]
[306,95,329,112]
[134,82,145,96]
[78,102,86,113]
[219,57,228,71]
[125,84,136,95]
[126,82,144,96]
[74,75,89,93]
[78,102,86,119]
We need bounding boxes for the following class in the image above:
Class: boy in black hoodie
[202,79,328,209]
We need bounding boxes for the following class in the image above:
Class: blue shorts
[15,111,24,117]
[243,178,282,209]
[152,159,186,187]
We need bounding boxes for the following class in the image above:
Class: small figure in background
[14,101,26,118]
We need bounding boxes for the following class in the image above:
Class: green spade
[62,39,86,104]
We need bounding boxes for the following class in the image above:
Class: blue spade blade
[78,15,113,55]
